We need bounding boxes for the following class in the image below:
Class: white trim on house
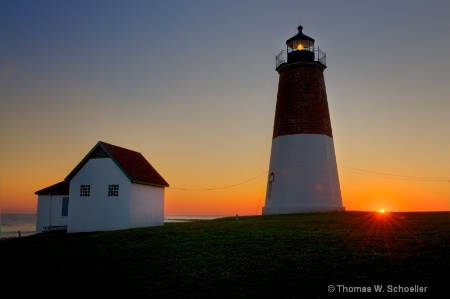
[35,141,168,234]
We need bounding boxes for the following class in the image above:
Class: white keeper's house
[35,141,169,234]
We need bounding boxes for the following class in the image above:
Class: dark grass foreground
[1,211,449,298]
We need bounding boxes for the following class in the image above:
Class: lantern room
[286,25,315,63]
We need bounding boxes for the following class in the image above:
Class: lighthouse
[263,26,344,215]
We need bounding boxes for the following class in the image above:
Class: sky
[1,0,449,215]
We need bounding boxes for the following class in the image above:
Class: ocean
[0,214,222,239]
[0,214,37,239]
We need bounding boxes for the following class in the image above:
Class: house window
[80,185,90,197]
[108,184,119,197]
[62,197,69,216]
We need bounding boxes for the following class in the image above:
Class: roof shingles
[100,141,169,187]
[35,181,70,195]
[36,141,169,194]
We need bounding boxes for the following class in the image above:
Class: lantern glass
[290,39,313,51]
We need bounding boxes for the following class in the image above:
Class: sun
[379,209,386,213]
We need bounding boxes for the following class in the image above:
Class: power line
[169,164,448,192]
[339,165,449,181]
[169,171,268,191]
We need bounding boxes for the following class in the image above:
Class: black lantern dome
[286,26,315,63]
[275,25,327,70]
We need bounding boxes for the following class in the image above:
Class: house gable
[65,141,169,187]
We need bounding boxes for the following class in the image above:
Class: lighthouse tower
[263,26,344,215]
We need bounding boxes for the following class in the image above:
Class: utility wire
[169,171,268,191]
[339,165,449,181]
[169,165,447,191]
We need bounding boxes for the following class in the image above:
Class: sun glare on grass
[343,211,413,260]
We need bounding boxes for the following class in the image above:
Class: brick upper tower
[263,26,344,215]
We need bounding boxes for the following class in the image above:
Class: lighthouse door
[267,172,275,200]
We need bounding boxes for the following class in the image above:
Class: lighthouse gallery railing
[276,48,326,69]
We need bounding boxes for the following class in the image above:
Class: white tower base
[263,134,344,215]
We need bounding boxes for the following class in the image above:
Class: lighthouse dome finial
[298,25,303,32]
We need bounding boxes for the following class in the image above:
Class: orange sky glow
[1,1,449,215]
[1,165,448,215]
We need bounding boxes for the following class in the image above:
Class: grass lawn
[1,211,448,298]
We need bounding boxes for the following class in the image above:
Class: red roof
[35,181,70,195]
[65,141,169,187]
[100,141,169,186]
[35,142,169,195]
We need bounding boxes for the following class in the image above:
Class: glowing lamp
[285,26,315,63]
